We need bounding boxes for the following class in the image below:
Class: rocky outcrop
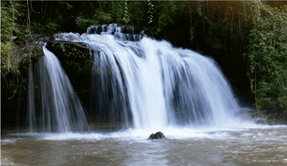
[4,34,47,74]
[148,131,165,140]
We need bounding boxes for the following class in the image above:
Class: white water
[27,45,89,133]
[6,124,286,141]
[87,24,142,41]
[55,32,248,130]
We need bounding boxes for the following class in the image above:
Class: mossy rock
[148,131,165,140]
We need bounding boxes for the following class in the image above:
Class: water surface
[2,125,287,166]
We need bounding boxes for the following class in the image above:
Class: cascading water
[87,23,144,41]
[27,44,89,133]
[55,25,243,130]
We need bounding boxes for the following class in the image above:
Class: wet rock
[102,24,108,32]
[26,34,51,43]
[148,131,165,140]
[96,25,102,34]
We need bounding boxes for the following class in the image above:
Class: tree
[246,1,287,120]
[1,1,23,79]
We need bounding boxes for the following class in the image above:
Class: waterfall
[86,23,143,41]
[55,29,241,130]
[27,44,89,133]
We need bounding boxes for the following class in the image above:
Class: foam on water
[8,124,286,141]
[1,139,17,144]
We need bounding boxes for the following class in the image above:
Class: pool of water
[2,124,287,166]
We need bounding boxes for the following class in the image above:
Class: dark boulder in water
[148,131,165,140]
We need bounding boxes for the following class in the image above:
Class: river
[2,124,287,166]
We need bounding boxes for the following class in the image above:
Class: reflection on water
[2,126,287,166]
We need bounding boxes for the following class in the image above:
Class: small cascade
[27,44,89,133]
[86,23,144,41]
[55,32,242,130]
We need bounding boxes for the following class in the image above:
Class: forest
[1,0,287,128]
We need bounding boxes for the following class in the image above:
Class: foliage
[147,0,154,24]
[0,1,28,96]
[27,1,74,35]
[125,1,149,32]
[146,1,191,48]
[1,1,43,101]
[1,1,21,77]
[246,1,287,119]
[51,42,91,75]
[122,0,130,24]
